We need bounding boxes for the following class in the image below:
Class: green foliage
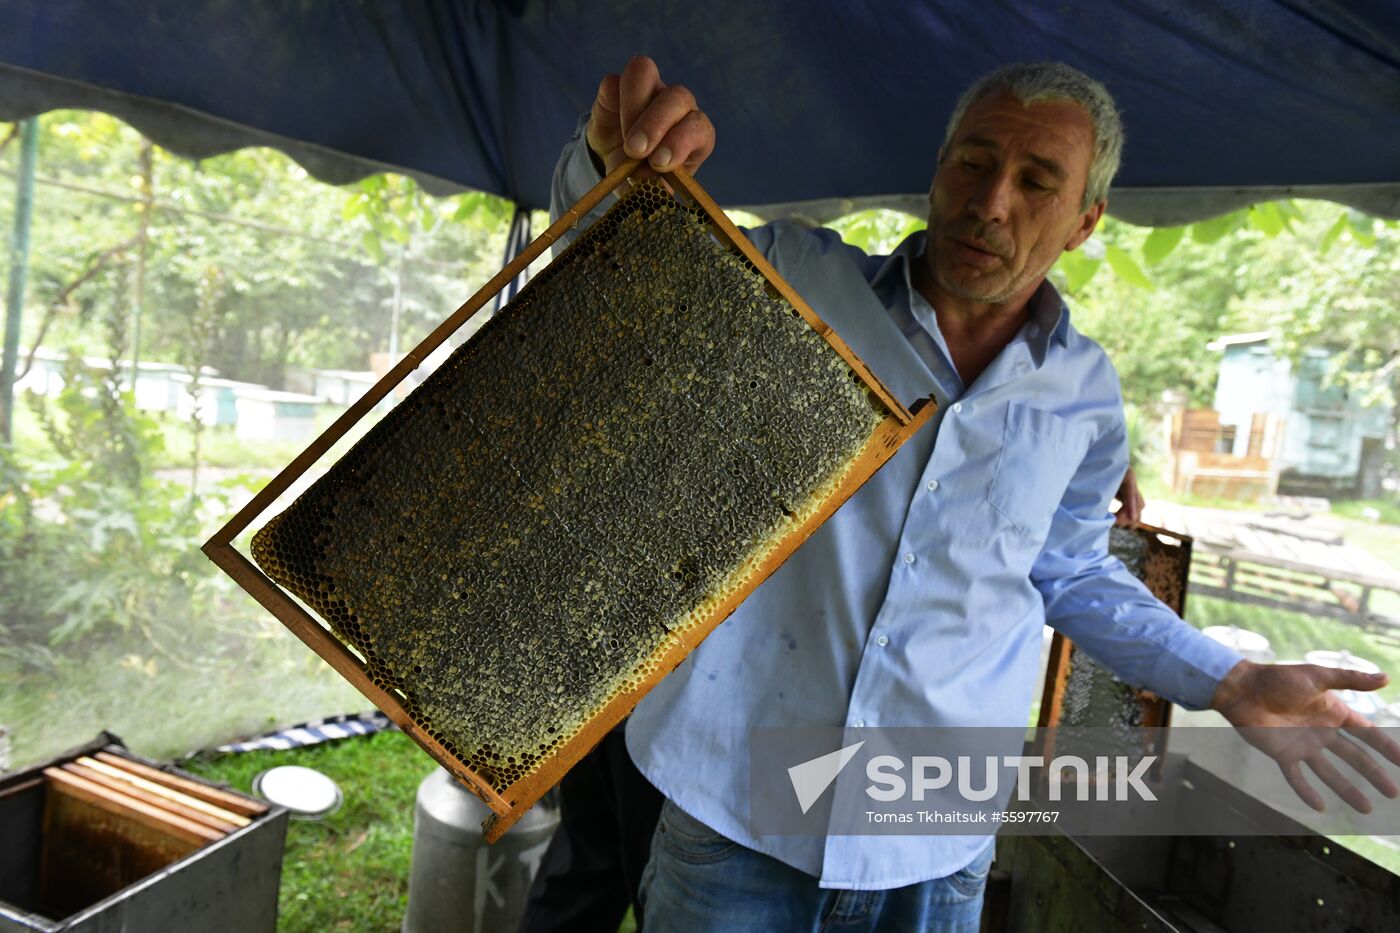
[1185,596,1400,704]
[1142,226,1186,265]
[1103,243,1152,289]
[1055,248,1102,293]
[825,209,925,256]
[1,112,515,391]
[0,367,226,655]
[1189,211,1245,244]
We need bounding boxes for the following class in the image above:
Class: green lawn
[185,732,429,932]
[1184,596,1400,703]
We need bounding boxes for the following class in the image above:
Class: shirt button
[952,402,963,413]
[902,552,916,565]
[876,634,890,647]
[926,479,939,492]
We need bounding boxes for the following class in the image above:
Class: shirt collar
[876,230,1071,356]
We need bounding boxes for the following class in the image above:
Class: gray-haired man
[537,57,1399,931]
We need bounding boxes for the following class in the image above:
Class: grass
[185,731,432,932]
[184,734,637,933]
[1333,498,1400,526]
[1184,596,1400,702]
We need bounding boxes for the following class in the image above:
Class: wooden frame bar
[43,768,223,847]
[72,757,250,828]
[204,160,936,840]
[91,751,267,818]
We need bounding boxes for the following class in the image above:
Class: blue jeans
[637,799,993,932]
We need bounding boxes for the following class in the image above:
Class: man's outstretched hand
[1211,660,1400,812]
[586,55,715,178]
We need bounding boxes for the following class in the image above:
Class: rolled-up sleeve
[548,114,619,254]
[1030,407,1243,711]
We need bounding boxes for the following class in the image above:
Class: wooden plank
[1227,524,1276,560]
[1037,632,1074,729]
[43,767,222,847]
[1264,529,1314,564]
[1230,562,1329,591]
[62,762,239,835]
[74,757,250,828]
[1204,544,1400,592]
[1245,519,1342,545]
[92,751,267,818]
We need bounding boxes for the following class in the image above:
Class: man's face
[925,91,1104,308]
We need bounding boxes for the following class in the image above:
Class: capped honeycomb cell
[231,169,934,836]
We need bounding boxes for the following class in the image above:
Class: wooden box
[0,734,286,932]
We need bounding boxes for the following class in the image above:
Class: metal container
[403,767,558,933]
[0,733,288,933]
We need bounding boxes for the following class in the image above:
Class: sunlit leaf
[1248,202,1285,238]
[1104,244,1153,289]
[1319,213,1348,255]
[1190,212,1244,244]
[1347,209,1377,246]
[361,230,384,263]
[1054,249,1101,294]
[1141,226,1185,265]
[341,195,366,221]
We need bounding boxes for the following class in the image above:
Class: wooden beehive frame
[204,159,936,840]
[1038,521,1193,732]
[1034,521,1192,783]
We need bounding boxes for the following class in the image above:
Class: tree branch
[17,235,142,380]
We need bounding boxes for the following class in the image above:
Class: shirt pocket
[986,403,1092,543]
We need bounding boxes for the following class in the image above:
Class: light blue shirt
[551,122,1243,890]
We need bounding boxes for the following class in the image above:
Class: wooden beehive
[205,161,935,839]
[0,736,283,932]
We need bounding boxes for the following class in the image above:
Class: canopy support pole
[489,206,532,318]
[1,118,38,443]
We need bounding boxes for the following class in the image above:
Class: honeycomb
[252,179,888,794]
[1060,526,1192,730]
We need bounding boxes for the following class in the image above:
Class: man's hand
[1112,466,1144,527]
[586,56,715,178]
[1211,659,1400,812]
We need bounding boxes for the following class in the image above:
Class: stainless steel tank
[403,767,558,933]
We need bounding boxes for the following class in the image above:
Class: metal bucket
[403,768,558,933]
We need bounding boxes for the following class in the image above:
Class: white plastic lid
[253,765,343,819]
[1202,625,1271,653]
[1303,649,1381,675]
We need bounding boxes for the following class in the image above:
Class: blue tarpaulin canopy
[1,1,1398,223]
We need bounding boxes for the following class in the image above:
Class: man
[541,56,1399,931]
